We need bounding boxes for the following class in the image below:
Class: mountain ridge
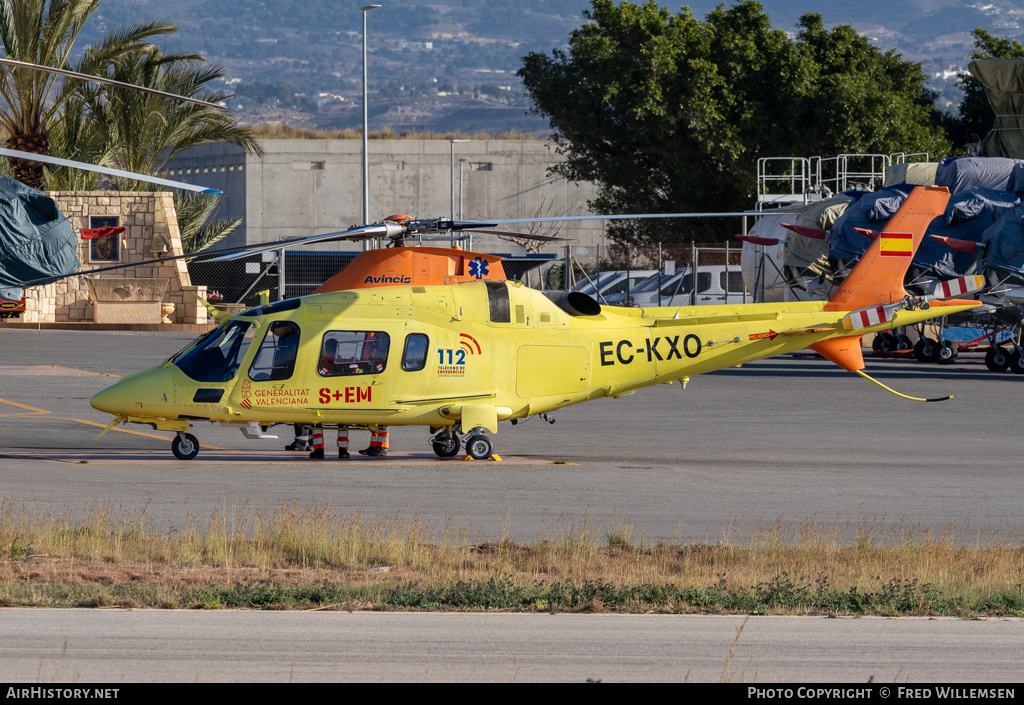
[77,0,1024,133]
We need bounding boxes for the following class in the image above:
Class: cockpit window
[318,331,390,376]
[237,298,302,318]
[249,321,301,381]
[174,320,256,383]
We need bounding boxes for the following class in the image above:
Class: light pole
[459,158,470,249]
[458,158,469,220]
[449,139,468,247]
[361,4,381,250]
[449,139,468,220]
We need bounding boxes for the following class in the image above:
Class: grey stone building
[161,139,605,253]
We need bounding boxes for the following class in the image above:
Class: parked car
[571,270,656,302]
[605,266,747,307]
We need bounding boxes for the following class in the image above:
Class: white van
[605,266,747,307]
[572,270,656,302]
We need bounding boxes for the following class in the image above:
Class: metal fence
[562,242,748,305]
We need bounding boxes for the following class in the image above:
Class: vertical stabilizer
[823,186,950,312]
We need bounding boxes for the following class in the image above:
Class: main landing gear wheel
[464,434,494,460]
[933,340,958,365]
[171,432,199,460]
[985,346,1010,372]
[432,432,461,458]
[1009,347,1024,375]
[914,338,937,363]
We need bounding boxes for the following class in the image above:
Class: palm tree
[0,0,176,188]
[85,48,262,178]
[82,48,264,251]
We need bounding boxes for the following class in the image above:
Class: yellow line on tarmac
[0,397,51,414]
[51,364,119,378]
[53,417,228,449]
[1,396,225,449]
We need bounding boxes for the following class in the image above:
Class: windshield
[174,320,256,382]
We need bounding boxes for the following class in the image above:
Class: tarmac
[1,327,1022,543]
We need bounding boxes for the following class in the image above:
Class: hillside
[78,0,1024,134]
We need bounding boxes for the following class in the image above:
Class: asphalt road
[0,610,1021,683]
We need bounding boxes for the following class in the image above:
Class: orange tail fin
[823,186,950,312]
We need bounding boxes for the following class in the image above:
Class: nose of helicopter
[90,367,176,416]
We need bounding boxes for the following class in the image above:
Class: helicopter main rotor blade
[0,58,226,109]
[175,210,762,265]
[453,211,755,228]
[459,229,572,242]
[0,148,221,194]
[15,232,337,288]
[201,222,406,262]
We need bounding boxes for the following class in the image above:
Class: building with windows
[161,139,604,251]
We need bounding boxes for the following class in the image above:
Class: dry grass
[1,497,1022,613]
[249,124,537,141]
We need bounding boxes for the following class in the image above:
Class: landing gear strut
[430,425,496,459]
[171,431,199,460]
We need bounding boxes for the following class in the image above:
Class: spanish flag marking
[879,232,913,257]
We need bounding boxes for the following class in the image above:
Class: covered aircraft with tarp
[828,184,1019,281]
[934,156,1022,192]
[781,194,851,299]
[0,176,77,301]
[970,58,1024,159]
[980,202,1024,279]
[883,161,939,187]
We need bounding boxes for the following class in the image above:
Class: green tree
[0,0,175,187]
[792,14,950,160]
[519,0,950,245]
[944,28,1024,153]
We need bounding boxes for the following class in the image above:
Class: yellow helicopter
[88,186,983,460]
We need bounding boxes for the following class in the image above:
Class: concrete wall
[162,140,605,251]
[22,192,207,325]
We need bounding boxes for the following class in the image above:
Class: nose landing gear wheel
[432,432,461,458]
[171,432,199,460]
[464,434,493,460]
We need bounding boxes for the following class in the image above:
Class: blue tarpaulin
[980,203,1024,278]
[0,177,78,296]
[935,157,1023,193]
[828,185,913,260]
[829,185,1019,277]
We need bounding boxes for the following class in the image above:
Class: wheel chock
[488,454,501,461]
[461,455,474,461]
